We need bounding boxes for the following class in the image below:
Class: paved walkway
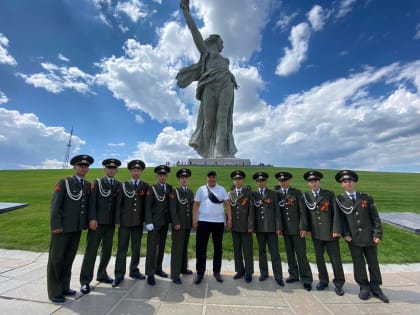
[1,249,420,315]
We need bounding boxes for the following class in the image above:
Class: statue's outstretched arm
[180,0,206,54]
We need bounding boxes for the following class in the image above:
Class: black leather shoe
[97,276,113,284]
[335,286,345,296]
[63,289,76,296]
[245,274,252,283]
[194,274,203,284]
[112,277,123,287]
[259,275,268,281]
[316,282,328,290]
[214,272,223,283]
[147,275,156,286]
[130,272,146,280]
[80,284,90,294]
[275,278,285,287]
[373,291,389,303]
[286,277,299,283]
[172,277,182,284]
[50,295,65,303]
[155,270,168,278]
[181,269,193,275]
[233,271,245,280]
[358,289,371,300]
[303,283,312,291]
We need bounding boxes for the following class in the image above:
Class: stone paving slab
[0,202,28,214]
[380,212,420,234]
[1,249,420,315]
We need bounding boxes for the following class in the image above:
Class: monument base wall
[187,158,251,166]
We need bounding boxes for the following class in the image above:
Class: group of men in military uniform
[47,156,389,304]
[223,169,388,303]
[47,155,194,303]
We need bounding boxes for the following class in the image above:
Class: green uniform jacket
[276,187,307,235]
[303,189,341,241]
[145,183,173,227]
[252,189,282,233]
[229,188,254,233]
[336,192,382,247]
[170,187,194,229]
[115,180,149,227]
[88,177,120,225]
[50,176,90,232]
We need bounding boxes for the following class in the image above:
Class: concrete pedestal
[188,158,251,166]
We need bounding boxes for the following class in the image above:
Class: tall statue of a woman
[177,0,238,158]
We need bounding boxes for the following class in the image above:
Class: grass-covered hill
[0,166,419,263]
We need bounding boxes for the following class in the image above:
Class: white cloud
[108,142,126,147]
[189,0,273,60]
[58,53,70,62]
[307,5,328,31]
[0,91,8,104]
[115,0,147,23]
[0,108,86,169]
[17,62,95,94]
[135,114,145,124]
[335,0,357,19]
[130,60,420,171]
[275,22,311,76]
[0,33,17,66]
[95,39,188,123]
[90,0,150,30]
[275,11,299,32]
[414,23,420,40]
[129,126,196,166]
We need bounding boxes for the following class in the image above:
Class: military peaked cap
[231,170,246,179]
[127,159,146,170]
[176,168,191,178]
[335,170,358,183]
[154,165,171,174]
[70,154,94,166]
[303,170,323,181]
[253,171,268,181]
[102,158,121,168]
[274,171,292,181]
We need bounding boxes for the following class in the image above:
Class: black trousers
[232,231,254,275]
[114,225,143,278]
[312,237,345,288]
[80,224,115,285]
[47,231,81,298]
[348,242,382,294]
[256,232,283,280]
[145,225,168,276]
[171,228,191,278]
[283,234,313,284]
[195,221,224,275]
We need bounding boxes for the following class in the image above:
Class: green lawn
[0,167,419,263]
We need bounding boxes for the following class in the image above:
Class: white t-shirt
[194,184,228,223]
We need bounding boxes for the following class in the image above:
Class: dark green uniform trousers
[256,232,283,280]
[312,238,345,288]
[170,228,191,278]
[232,231,254,275]
[348,243,382,294]
[80,224,115,285]
[145,225,168,276]
[283,234,313,284]
[114,226,143,278]
[47,231,81,298]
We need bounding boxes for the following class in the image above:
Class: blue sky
[0,0,419,171]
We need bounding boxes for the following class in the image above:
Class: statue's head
[204,34,223,52]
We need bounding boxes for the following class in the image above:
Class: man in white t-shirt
[193,170,232,284]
